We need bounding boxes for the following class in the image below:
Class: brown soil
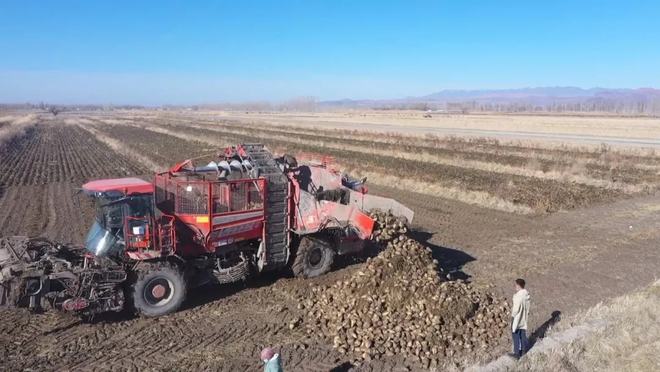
[0,123,147,242]
[0,124,146,187]
[94,122,217,166]
[1,114,659,371]
[368,183,660,335]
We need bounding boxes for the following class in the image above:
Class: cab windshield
[85,221,119,256]
[84,194,153,257]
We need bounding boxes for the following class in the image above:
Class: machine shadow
[85,273,287,323]
[409,229,476,281]
[183,229,478,312]
[182,272,286,310]
[329,361,354,372]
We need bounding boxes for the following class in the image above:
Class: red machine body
[83,177,153,195]
[2,144,413,318]
[82,145,409,269]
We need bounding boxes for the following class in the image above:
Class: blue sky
[0,1,658,104]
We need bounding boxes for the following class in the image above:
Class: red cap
[260,347,275,361]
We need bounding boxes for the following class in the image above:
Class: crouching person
[261,347,282,372]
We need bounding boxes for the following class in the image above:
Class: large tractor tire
[292,236,335,279]
[130,263,186,317]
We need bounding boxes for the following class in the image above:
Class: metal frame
[153,171,267,255]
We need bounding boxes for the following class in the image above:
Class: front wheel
[292,237,335,279]
[130,263,186,317]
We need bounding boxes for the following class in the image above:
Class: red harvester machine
[0,144,412,317]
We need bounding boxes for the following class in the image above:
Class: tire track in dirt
[0,188,19,235]
[44,184,58,237]
[0,281,356,371]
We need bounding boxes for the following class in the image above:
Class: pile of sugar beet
[296,210,510,368]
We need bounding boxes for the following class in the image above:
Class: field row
[216,120,659,187]
[0,183,94,244]
[158,114,660,169]
[88,120,216,167]
[141,115,660,190]
[0,120,148,242]
[0,123,147,187]
[92,118,622,213]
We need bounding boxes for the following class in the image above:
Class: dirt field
[0,122,147,243]
[1,111,659,371]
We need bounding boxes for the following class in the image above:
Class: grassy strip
[138,120,621,213]
[150,115,660,188]
[95,117,536,214]
[174,121,654,193]
[501,280,660,372]
[93,123,215,167]
[77,119,163,172]
[159,113,660,169]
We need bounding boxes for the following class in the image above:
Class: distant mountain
[421,87,602,100]
[321,87,660,114]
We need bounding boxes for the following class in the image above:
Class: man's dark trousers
[512,329,528,357]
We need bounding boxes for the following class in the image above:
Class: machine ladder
[241,144,289,269]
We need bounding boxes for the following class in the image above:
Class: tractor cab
[82,178,155,258]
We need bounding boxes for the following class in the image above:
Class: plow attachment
[0,236,126,315]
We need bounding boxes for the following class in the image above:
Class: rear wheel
[292,237,335,279]
[130,263,186,317]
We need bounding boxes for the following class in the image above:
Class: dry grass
[88,116,234,154]
[191,124,650,192]
[188,110,660,147]
[169,120,659,197]
[160,113,660,173]
[95,118,535,213]
[76,113,659,214]
[103,117,624,210]
[0,113,39,145]
[87,116,535,214]
[474,280,660,372]
[144,124,234,149]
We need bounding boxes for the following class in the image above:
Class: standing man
[511,278,531,359]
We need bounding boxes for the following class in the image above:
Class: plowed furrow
[0,124,147,187]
